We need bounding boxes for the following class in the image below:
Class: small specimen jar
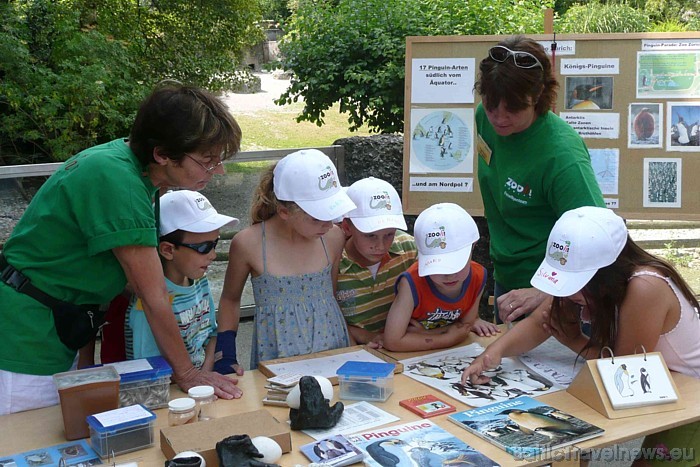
[188,385,216,421]
[168,397,197,426]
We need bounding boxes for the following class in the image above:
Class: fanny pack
[0,253,104,351]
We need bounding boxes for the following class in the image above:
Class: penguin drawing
[614,364,635,397]
[640,367,651,394]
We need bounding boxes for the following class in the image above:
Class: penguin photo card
[595,353,678,410]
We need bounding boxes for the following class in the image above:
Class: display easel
[567,350,684,419]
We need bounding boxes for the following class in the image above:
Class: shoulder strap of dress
[261,221,268,274]
[320,236,330,265]
[630,270,667,281]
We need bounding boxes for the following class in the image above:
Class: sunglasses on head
[488,45,543,69]
[171,237,219,254]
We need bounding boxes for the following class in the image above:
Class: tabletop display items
[346,419,500,467]
[288,375,345,430]
[595,347,679,410]
[448,395,604,459]
[263,373,303,407]
[215,434,281,467]
[399,394,457,418]
[299,434,364,466]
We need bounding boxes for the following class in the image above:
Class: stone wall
[333,134,495,321]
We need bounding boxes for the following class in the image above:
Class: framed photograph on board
[629,103,662,148]
[666,102,700,151]
[643,157,682,208]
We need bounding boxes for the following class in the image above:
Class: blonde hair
[250,162,299,224]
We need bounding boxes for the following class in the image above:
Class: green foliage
[259,0,293,23]
[0,1,146,162]
[649,19,690,31]
[278,0,553,134]
[662,241,693,268]
[558,1,651,33]
[1,0,264,162]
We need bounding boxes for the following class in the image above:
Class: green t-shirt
[1,139,158,375]
[476,104,605,290]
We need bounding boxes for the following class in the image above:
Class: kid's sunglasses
[488,46,543,69]
[172,237,219,254]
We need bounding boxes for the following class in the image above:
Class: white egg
[285,375,334,409]
[173,450,206,467]
[251,436,282,463]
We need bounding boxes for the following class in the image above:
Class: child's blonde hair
[250,163,298,224]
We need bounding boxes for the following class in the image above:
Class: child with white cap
[125,190,239,374]
[336,177,418,348]
[218,149,356,368]
[462,206,700,464]
[382,203,499,352]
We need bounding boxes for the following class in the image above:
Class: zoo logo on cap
[317,165,338,192]
[370,190,392,211]
[423,226,447,250]
[548,239,571,266]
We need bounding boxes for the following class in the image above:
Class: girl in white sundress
[462,206,700,467]
[217,149,356,370]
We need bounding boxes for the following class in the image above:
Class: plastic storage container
[168,397,197,426]
[110,356,173,409]
[188,385,216,421]
[53,365,121,440]
[87,404,157,458]
[336,361,395,402]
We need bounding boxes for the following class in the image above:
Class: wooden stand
[567,353,684,419]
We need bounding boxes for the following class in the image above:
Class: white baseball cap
[273,149,356,221]
[530,206,627,297]
[159,190,239,236]
[414,203,479,277]
[344,177,407,233]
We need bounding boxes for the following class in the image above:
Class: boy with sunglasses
[125,190,238,371]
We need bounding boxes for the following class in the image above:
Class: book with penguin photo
[448,395,604,459]
[399,394,457,418]
[299,434,364,467]
[346,419,500,467]
[595,353,678,410]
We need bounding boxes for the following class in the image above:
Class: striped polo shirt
[336,230,417,332]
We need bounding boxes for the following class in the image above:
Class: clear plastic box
[336,361,396,402]
[109,356,173,409]
[87,404,157,458]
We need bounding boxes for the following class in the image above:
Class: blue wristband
[214,330,239,374]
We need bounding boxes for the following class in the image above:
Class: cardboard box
[160,409,291,466]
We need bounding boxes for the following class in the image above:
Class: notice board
[402,32,700,220]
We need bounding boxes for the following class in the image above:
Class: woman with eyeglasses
[0,83,244,415]
[475,36,605,325]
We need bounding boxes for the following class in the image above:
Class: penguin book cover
[346,419,500,467]
[448,396,604,459]
[595,353,678,410]
[399,394,457,418]
[300,434,365,467]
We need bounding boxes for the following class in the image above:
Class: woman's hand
[461,351,501,386]
[497,288,549,323]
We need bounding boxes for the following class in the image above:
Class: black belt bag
[0,253,103,351]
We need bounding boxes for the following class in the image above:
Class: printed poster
[409,108,474,174]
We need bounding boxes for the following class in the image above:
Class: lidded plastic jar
[168,397,197,426]
[188,385,216,421]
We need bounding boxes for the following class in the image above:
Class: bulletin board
[402,32,700,220]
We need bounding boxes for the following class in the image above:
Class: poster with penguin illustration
[595,353,678,410]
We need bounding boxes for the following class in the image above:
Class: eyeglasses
[488,46,543,69]
[185,153,224,173]
[171,237,220,254]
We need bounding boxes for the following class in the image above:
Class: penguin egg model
[251,436,283,463]
[285,375,334,409]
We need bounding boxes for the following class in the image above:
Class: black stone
[215,434,280,467]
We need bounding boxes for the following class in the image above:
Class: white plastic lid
[168,397,196,412]
[188,385,215,398]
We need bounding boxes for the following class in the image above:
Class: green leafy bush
[277,0,552,134]
[557,1,651,33]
